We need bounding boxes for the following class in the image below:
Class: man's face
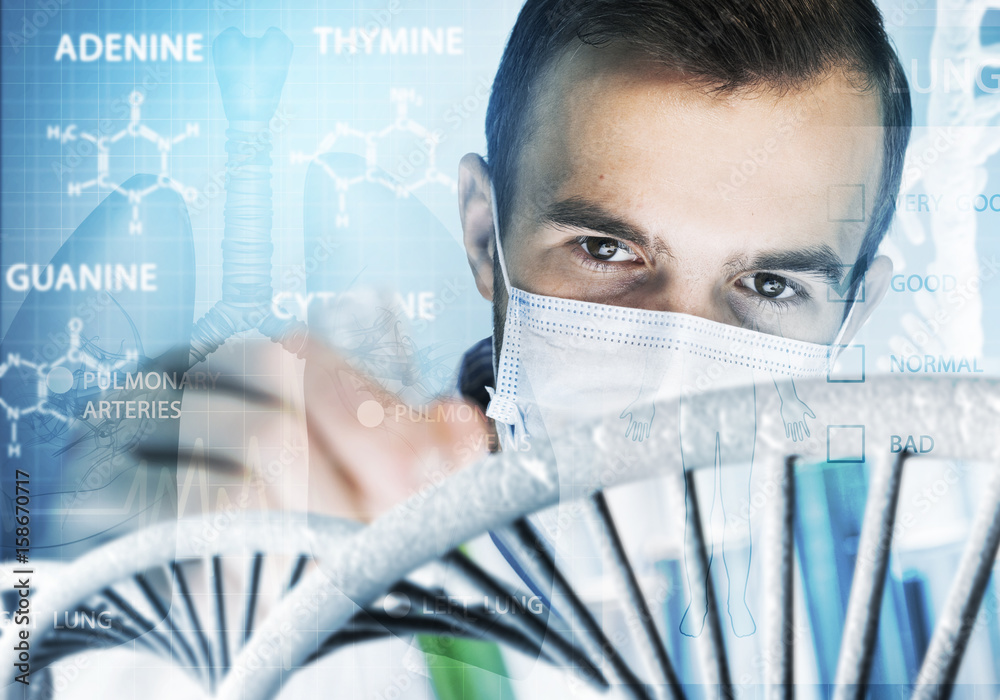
[473,43,887,345]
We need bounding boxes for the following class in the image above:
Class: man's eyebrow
[540,196,670,257]
[726,245,848,287]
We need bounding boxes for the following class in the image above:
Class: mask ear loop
[488,181,507,375]
[829,272,862,360]
[831,300,857,349]
[490,182,513,296]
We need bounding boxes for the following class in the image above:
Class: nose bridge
[645,266,725,321]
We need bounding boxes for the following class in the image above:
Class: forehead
[516,43,885,259]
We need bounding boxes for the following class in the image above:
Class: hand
[620,401,655,442]
[779,396,815,443]
[301,335,492,520]
[176,332,492,524]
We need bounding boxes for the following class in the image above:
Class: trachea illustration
[189,27,310,365]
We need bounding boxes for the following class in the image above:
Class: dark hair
[485,0,912,292]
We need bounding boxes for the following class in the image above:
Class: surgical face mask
[484,186,849,462]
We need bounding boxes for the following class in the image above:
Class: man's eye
[581,237,638,262]
[742,272,796,299]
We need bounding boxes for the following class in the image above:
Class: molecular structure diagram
[0,318,137,460]
[289,88,456,228]
[47,91,201,235]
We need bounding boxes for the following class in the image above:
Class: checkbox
[828,425,865,463]
[828,184,865,222]
[828,345,865,383]
[827,264,866,303]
